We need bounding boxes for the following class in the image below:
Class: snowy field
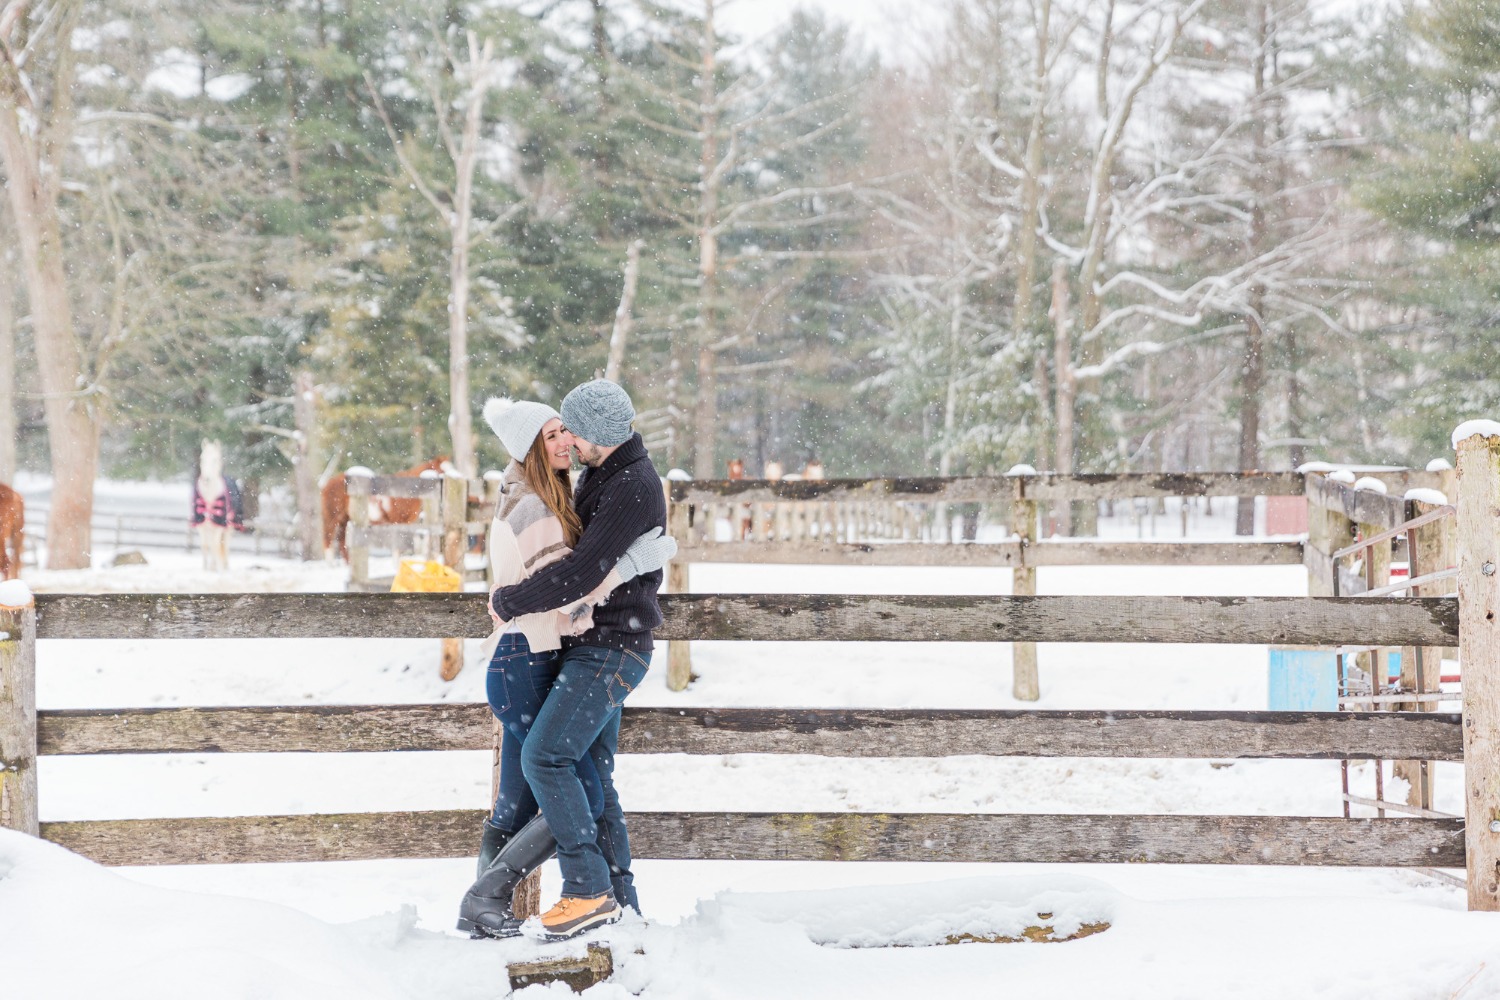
[5,479,1497,999]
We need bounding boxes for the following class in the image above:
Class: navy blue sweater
[491,433,665,653]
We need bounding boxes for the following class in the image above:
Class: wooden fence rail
[1305,475,1412,533]
[30,592,1458,646]
[39,811,1464,869]
[36,705,1465,761]
[675,539,1304,567]
[669,471,1308,506]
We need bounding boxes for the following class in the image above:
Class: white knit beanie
[483,398,560,461]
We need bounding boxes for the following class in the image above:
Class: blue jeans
[485,633,604,834]
[521,644,648,904]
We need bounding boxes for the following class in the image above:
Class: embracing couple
[456,379,674,942]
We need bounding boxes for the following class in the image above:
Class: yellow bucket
[391,559,462,593]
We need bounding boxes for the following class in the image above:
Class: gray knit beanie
[560,380,635,447]
[483,397,560,460]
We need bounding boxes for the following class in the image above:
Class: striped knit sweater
[491,432,665,654]
[487,461,625,652]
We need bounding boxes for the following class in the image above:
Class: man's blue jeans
[484,634,604,833]
[521,644,648,906]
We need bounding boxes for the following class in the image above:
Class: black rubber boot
[456,813,556,939]
[476,821,509,879]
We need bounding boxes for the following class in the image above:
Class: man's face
[571,435,606,467]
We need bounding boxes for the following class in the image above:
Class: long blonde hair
[521,431,581,546]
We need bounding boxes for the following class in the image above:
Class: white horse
[194,440,230,571]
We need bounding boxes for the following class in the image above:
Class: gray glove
[615,526,677,581]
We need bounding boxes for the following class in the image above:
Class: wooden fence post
[1386,497,1434,809]
[1457,423,1500,910]
[441,474,467,570]
[1305,476,1327,593]
[1305,474,1354,597]
[666,484,692,691]
[1395,493,1451,809]
[1434,461,1461,663]
[440,475,468,682]
[1012,476,1039,702]
[421,479,441,562]
[0,588,38,836]
[1356,494,1396,815]
[347,471,372,591]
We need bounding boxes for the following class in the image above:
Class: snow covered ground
[6,479,1496,998]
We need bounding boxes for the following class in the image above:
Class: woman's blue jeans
[520,644,648,905]
[484,633,604,835]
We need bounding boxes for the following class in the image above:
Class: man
[487,379,668,940]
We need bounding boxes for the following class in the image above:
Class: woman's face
[539,418,574,471]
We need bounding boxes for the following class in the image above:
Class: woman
[456,397,673,939]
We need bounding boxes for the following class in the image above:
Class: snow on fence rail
[3,434,1498,909]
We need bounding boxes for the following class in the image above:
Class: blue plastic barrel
[1268,648,1338,711]
[1268,649,1405,711]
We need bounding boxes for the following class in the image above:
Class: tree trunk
[605,240,643,384]
[591,0,610,78]
[1050,260,1075,536]
[449,213,474,475]
[1236,303,1264,535]
[935,284,965,540]
[293,372,321,561]
[1236,0,1271,537]
[0,102,97,569]
[692,0,721,479]
[1284,325,1304,469]
[1013,0,1051,336]
[0,242,16,485]
[1034,346,1052,472]
[447,37,493,478]
[939,284,963,478]
[1016,0,1053,475]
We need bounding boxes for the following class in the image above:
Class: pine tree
[1352,0,1500,457]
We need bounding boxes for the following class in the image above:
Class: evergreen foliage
[4,0,1491,499]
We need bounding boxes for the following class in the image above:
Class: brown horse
[321,456,448,560]
[0,483,23,581]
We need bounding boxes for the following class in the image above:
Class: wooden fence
[23,502,301,560]
[345,472,497,593]
[664,471,1309,696]
[1300,465,1463,826]
[0,591,1473,876]
[2,434,1496,912]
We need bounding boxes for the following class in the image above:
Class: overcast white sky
[707,0,940,65]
